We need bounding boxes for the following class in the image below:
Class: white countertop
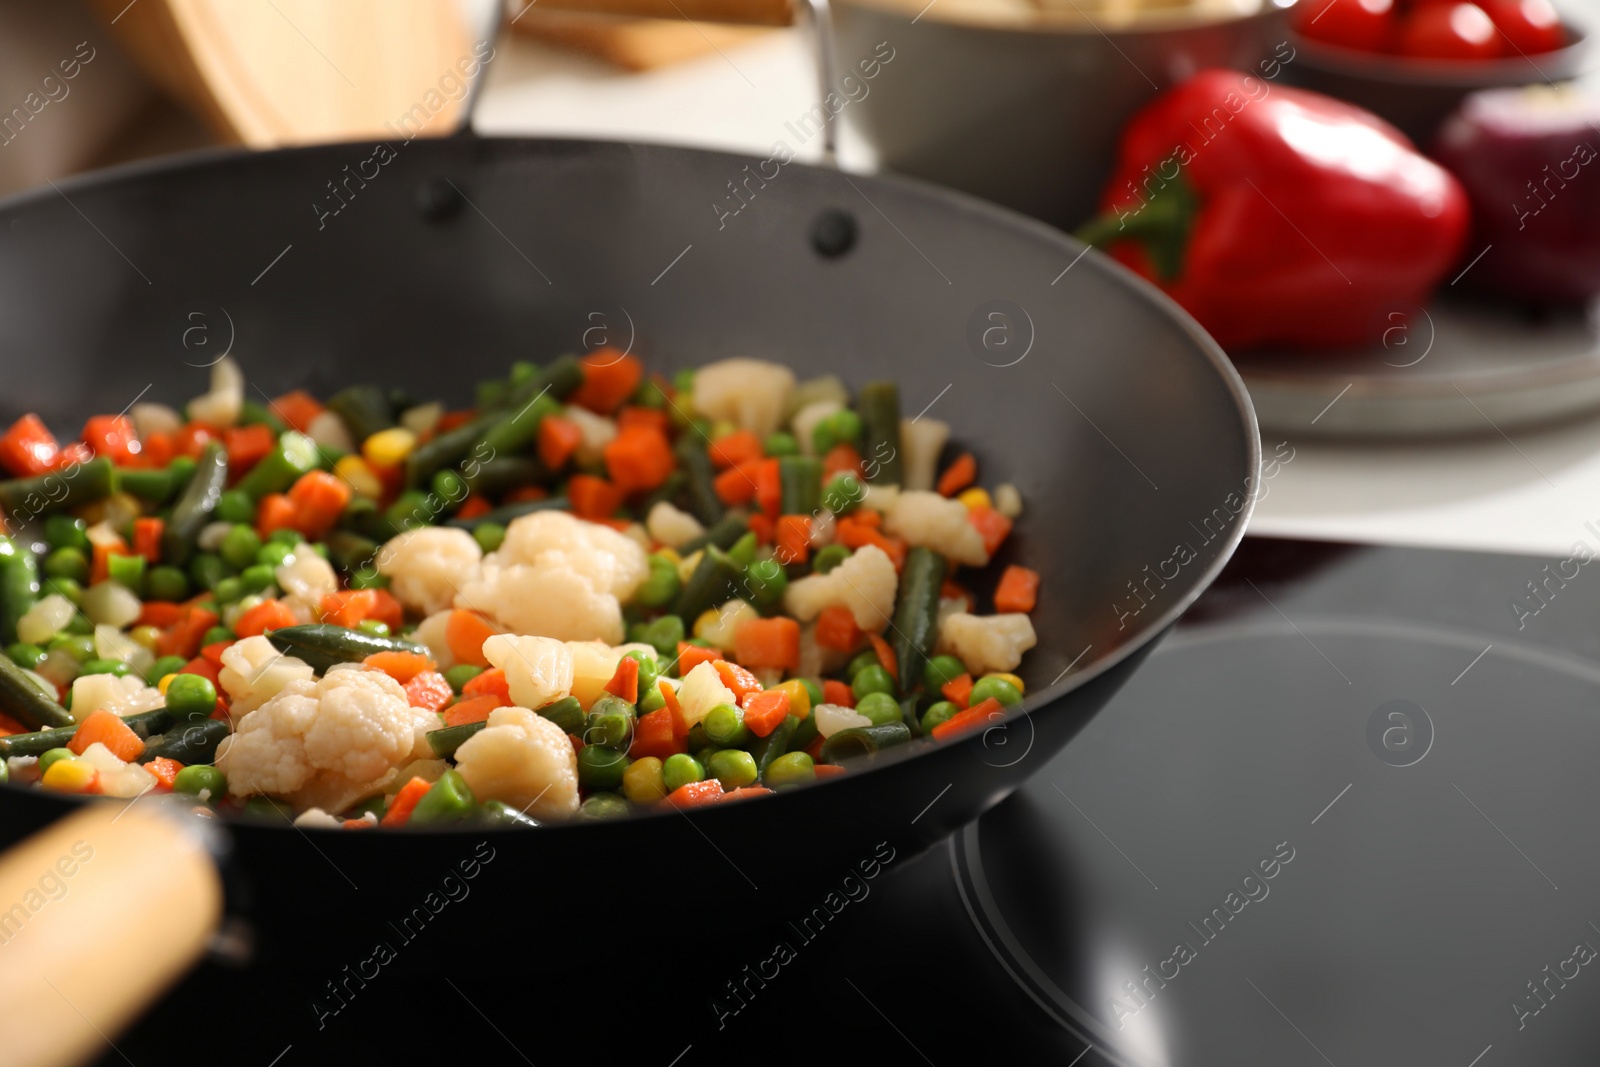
[474,20,1600,560]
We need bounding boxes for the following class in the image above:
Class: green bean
[891,546,947,733]
[477,392,561,458]
[0,651,73,732]
[188,553,226,592]
[427,720,486,758]
[0,537,39,646]
[462,457,549,499]
[445,496,569,531]
[504,354,585,410]
[162,442,228,566]
[812,544,851,575]
[778,456,821,515]
[0,708,172,758]
[235,431,319,500]
[115,467,174,503]
[741,557,787,611]
[819,722,912,763]
[536,696,584,735]
[0,457,113,518]
[410,770,476,824]
[577,745,630,790]
[44,516,89,552]
[788,709,819,753]
[752,714,798,783]
[633,556,681,609]
[821,473,863,515]
[676,514,748,556]
[327,385,395,443]
[764,432,799,457]
[215,488,254,525]
[401,415,491,489]
[139,719,230,765]
[858,381,904,485]
[673,545,742,622]
[477,799,542,828]
[323,531,378,574]
[675,437,725,526]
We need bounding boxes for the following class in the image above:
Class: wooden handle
[523,0,795,25]
[0,802,223,1067]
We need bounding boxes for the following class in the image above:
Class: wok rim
[0,134,1262,833]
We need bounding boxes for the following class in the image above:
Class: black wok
[0,135,1256,1063]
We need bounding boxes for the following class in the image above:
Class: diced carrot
[713,659,763,702]
[630,706,686,760]
[272,390,325,433]
[172,422,215,460]
[288,470,352,540]
[441,693,504,727]
[821,443,863,479]
[537,414,582,471]
[159,607,219,660]
[179,657,222,688]
[754,458,782,518]
[255,493,298,538]
[0,414,62,477]
[604,427,675,493]
[137,601,187,629]
[941,577,972,612]
[775,515,810,566]
[676,642,721,677]
[942,673,974,709]
[659,680,690,741]
[137,431,174,470]
[603,654,640,704]
[932,696,1006,741]
[710,429,763,470]
[132,517,164,563]
[381,776,433,827]
[233,599,297,638]
[200,640,234,668]
[720,786,776,803]
[445,610,498,669]
[90,538,128,586]
[815,605,863,653]
[320,589,377,629]
[455,495,493,520]
[405,671,454,712]
[937,452,977,497]
[835,517,908,570]
[618,407,670,435]
[849,508,881,529]
[734,617,801,672]
[994,565,1040,614]
[747,512,775,545]
[713,461,760,507]
[82,415,141,466]
[867,633,899,684]
[437,409,474,433]
[143,756,184,791]
[504,485,548,505]
[223,423,275,473]
[812,763,847,780]
[0,711,30,736]
[968,505,1013,557]
[568,474,624,521]
[823,679,855,708]
[661,778,725,810]
[570,350,644,415]
[368,589,404,632]
[68,710,144,761]
[362,650,436,684]
[53,442,94,471]
[462,667,511,705]
[741,688,791,738]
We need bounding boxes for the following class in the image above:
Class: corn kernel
[692,609,721,640]
[361,427,418,470]
[773,678,812,718]
[157,673,178,695]
[622,756,666,804]
[41,757,97,793]
[335,454,384,499]
[128,625,163,652]
[677,550,703,585]
[958,487,993,511]
[988,671,1025,695]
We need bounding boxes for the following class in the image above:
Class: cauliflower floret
[692,358,796,439]
[564,406,618,467]
[677,661,737,728]
[293,807,344,829]
[782,544,898,632]
[376,526,483,618]
[217,668,422,807]
[187,356,243,429]
[453,706,579,820]
[493,510,648,601]
[883,490,989,567]
[458,561,626,644]
[275,545,338,604]
[483,634,574,710]
[790,399,842,458]
[411,610,459,671]
[860,483,899,515]
[68,673,165,721]
[219,635,317,716]
[899,417,950,492]
[565,640,656,709]
[938,612,1037,675]
[131,402,182,440]
[646,501,704,549]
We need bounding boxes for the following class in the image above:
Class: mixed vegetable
[0,351,1038,828]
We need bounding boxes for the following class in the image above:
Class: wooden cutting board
[509,6,774,71]
[88,0,478,147]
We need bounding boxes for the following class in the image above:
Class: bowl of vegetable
[1285,0,1591,142]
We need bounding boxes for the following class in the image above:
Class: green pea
[702,703,748,746]
[357,619,391,637]
[189,553,226,592]
[348,567,388,591]
[107,552,145,592]
[743,558,787,609]
[238,564,276,594]
[854,691,903,726]
[922,701,959,732]
[146,565,190,603]
[432,469,467,508]
[846,650,880,680]
[78,658,130,677]
[765,751,815,789]
[48,634,96,663]
[256,541,295,569]
[585,695,636,749]
[472,523,506,554]
[923,654,967,693]
[510,360,539,385]
[201,626,234,647]
[7,643,45,670]
[43,577,82,605]
[821,474,863,516]
[638,683,667,713]
[443,664,483,694]
[269,527,302,546]
[410,769,476,824]
[623,650,660,696]
[970,676,1023,708]
[579,793,631,820]
[43,547,88,584]
[145,655,188,685]
[661,752,704,792]
[215,490,255,525]
[634,557,681,609]
[44,515,90,552]
[64,614,95,636]
[173,764,227,800]
[165,672,218,721]
[577,745,631,790]
[852,664,895,700]
[799,677,825,709]
[706,749,758,790]
[38,748,76,775]
[220,525,261,571]
[763,432,799,457]
[812,409,863,454]
[638,615,684,660]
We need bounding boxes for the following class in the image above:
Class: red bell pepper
[1079,70,1470,351]
[81,415,142,466]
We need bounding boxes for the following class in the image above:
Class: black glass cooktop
[103,536,1600,1066]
